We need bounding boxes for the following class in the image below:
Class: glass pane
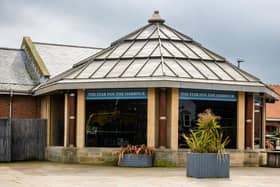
[149,29,168,39]
[137,25,156,39]
[162,41,185,57]
[191,61,219,80]
[164,59,190,78]
[66,68,83,79]
[159,30,168,39]
[137,41,158,57]
[179,99,237,148]
[150,45,161,57]
[96,49,112,59]
[127,30,142,40]
[218,63,247,81]
[187,44,212,60]
[108,42,132,58]
[204,62,233,80]
[176,59,204,78]
[122,59,146,77]
[137,59,160,77]
[153,65,163,76]
[78,61,103,78]
[173,42,199,59]
[173,30,192,41]
[238,71,257,82]
[86,99,147,147]
[123,41,146,58]
[91,60,118,78]
[205,49,224,61]
[160,26,180,40]
[107,59,132,78]
[163,64,176,76]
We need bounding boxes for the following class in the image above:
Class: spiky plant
[118,144,154,164]
[182,109,230,155]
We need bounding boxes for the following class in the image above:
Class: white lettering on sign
[179,89,236,101]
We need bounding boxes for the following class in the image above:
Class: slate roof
[0,48,36,93]
[33,42,102,78]
[34,11,278,99]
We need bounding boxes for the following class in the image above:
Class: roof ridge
[0,47,23,51]
[156,23,165,76]
[33,41,103,50]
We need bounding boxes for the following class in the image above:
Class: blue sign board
[86,88,147,100]
[179,89,237,102]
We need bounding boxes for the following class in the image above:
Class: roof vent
[148,10,165,24]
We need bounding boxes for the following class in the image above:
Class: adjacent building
[266,85,280,134]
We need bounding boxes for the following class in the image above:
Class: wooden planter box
[118,154,153,167]
[187,153,230,178]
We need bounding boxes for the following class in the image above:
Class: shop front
[37,11,278,166]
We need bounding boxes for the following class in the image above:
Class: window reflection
[85,100,147,147]
[179,100,237,148]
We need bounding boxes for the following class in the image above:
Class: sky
[0,0,280,84]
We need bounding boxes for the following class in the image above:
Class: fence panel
[0,119,11,161]
[11,119,47,161]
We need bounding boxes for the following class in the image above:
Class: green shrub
[182,109,230,155]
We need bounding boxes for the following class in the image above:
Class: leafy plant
[118,144,154,163]
[182,109,230,154]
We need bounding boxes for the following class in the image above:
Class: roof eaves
[33,77,268,96]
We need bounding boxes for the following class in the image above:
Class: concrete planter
[187,153,230,178]
[118,154,153,167]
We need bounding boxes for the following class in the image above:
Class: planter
[187,153,230,178]
[118,154,153,167]
[267,151,280,167]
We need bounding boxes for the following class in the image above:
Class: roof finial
[148,10,165,24]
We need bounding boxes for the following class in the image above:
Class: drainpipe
[9,89,13,125]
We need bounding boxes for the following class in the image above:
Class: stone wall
[46,147,267,167]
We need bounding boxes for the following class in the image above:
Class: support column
[42,95,51,146]
[64,93,69,147]
[245,94,254,149]
[76,89,85,148]
[237,92,245,150]
[158,88,167,148]
[68,92,76,147]
[262,97,266,149]
[147,88,156,148]
[170,88,179,150]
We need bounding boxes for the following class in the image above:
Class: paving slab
[0,162,280,187]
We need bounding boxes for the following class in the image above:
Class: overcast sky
[1,0,280,84]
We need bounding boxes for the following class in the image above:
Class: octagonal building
[35,11,278,166]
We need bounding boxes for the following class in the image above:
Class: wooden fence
[0,119,47,162]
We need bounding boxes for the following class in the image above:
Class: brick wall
[0,95,41,119]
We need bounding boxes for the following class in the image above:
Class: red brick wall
[0,95,41,119]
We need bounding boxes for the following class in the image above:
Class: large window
[178,89,237,149]
[85,89,147,147]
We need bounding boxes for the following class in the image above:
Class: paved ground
[0,162,280,187]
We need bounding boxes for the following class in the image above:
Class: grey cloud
[0,0,280,84]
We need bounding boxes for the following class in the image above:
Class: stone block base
[46,147,267,167]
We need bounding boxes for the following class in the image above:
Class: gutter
[0,89,32,95]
